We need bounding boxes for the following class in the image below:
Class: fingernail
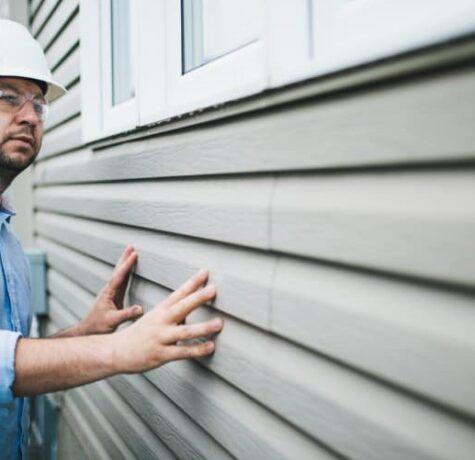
[134,306,143,315]
[212,318,223,329]
[205,285,216,295]
[205,341,215,352]
[197,268,208,276]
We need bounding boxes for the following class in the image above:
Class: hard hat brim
[0,67,67,103]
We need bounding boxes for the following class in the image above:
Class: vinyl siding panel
[40,244,475,459]
[35,0,78,51]
[33,67,475,185]
[39,115,81,158]
[56,413,89,460]
[29,3,475,459]
[51,45,80,89]
[44,80,80,130]
[271,170,475,286]
[45,13,79,71]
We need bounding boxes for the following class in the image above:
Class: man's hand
[112,268,223,374]
[14,268,224,396]
[78,246,143,335]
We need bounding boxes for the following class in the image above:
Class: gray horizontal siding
[38,241,475,459]
[35,167,475,286]
[33,66,475,179]
[30,4,475,459]
[56,412,89,460]
[46,289,330,459]
[35,219,475,416]
[34,0,78,51]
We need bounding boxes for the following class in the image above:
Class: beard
[0,135,40,173]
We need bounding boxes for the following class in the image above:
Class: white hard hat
[0,19,66,102]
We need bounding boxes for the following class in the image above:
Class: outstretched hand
[112,268,223,374]
[80,246,143,335]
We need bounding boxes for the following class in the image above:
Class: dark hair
[30,78,48,96]
[1,76,48,95]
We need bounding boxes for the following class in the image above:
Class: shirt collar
[0,195,16,224]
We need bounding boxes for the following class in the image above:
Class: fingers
[108,249,138,291]
[115,245,134,268]
[166,317,223,343]
[166,341,216,361]
[160,268,209,309]
[168,285,216,323]
[113,305,143,325]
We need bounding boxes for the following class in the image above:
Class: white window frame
[81,0,475,142]
[162,0,267,118]
[81,0,139,141]
[99,0,139,135]
[268,0,475,87]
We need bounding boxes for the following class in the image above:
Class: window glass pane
[111,0,134,105]
[181,0,260,73]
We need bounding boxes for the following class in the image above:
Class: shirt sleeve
[0,330,22,405]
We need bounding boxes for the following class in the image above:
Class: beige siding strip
[57,413,90,460]
[119,278,475,460]
[36,168,475,286]
[67,387,135,460]
[44,261,475,460]
[39,115,82,158]
[271,170,475,286]
[35,178,273,249]
[30,0,44,18]
[109,374,234,460]
[46,14,79,71]
[61,397,110,460]
[45,82,80,131]
[146,363,332,460]
[35,222,475,415]
[34,68,475,185]
[36,216,274,328]
[52,46,80,88]
[45,269,334,460]
[271,256,475,416]
[35,148,92,180]
[39,236,107,293]
[47,270,90,317]
[47,295,77,330]
[85,381,176,460]
[36,0,78,50]
[31,0,57,36]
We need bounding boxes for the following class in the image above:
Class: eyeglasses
[0,88,49,122]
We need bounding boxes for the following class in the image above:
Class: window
[268,0,475,87]
[99,0,138,135]
[81,0,138,140]
[81,0,475,141]
[162,0,266,118]
[181,0,261,73]
[110,0,135,105]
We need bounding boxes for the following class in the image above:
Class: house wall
[29,1,475,459]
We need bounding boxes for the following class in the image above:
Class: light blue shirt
[0,199,32,460]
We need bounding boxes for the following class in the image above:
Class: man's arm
[13,269,223,397]
[13,334,117,395]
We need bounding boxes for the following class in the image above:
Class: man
[0,20,224,459]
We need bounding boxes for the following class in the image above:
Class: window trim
[268,0,475,87]
[99,0,139,136]
[81,0,475,142]
[163,0,267,119]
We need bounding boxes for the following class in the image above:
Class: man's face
[0,77,44,173]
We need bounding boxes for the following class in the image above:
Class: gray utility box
[25,248,47,316]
